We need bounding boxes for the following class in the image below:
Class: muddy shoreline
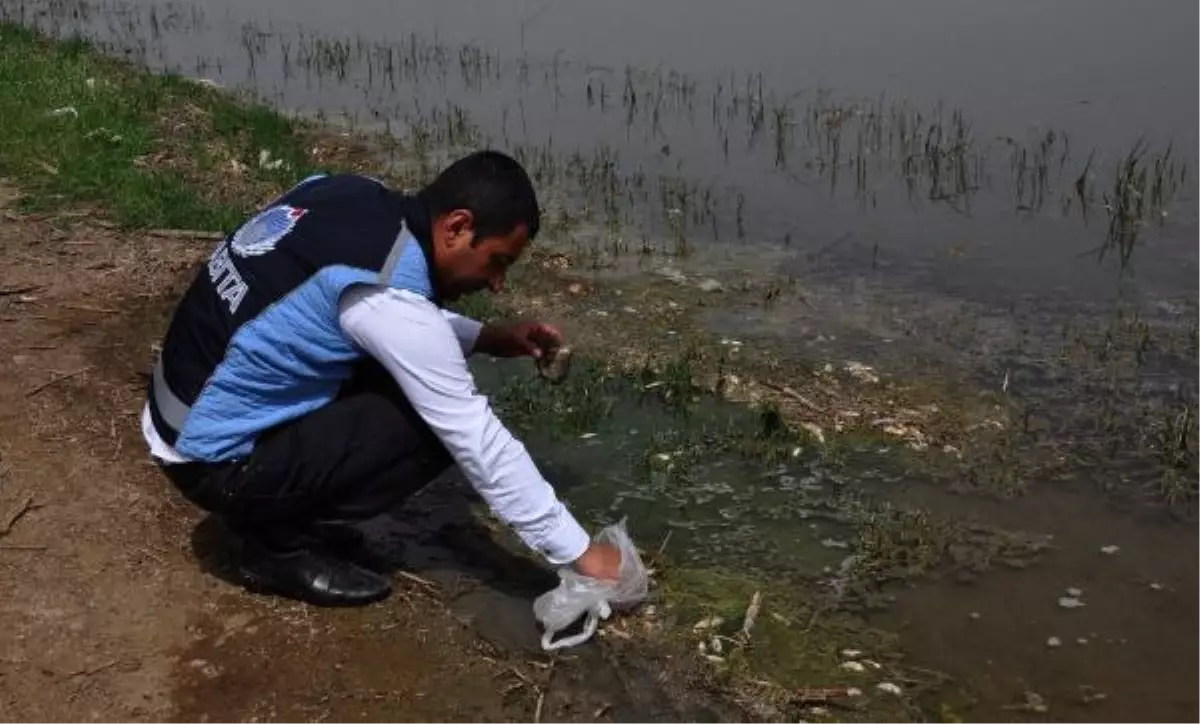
[0,195,744,722]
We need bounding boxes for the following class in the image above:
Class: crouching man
[142,150,621,606]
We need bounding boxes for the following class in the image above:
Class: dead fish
[1058,597,1086,609]
[801,422,825,444]
[537,344,573,383]
[692,615,724,632]
[844,361,880,384]
[1023,691,1049,713]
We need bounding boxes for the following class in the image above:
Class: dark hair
[418,150,541,243]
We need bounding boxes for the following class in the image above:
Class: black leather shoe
[237,539,392,607]
[304,519,396,574]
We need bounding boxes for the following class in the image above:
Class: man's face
[431,209,528,301]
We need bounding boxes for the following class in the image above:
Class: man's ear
[443,209,474,248]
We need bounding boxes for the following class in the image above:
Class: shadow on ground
[183,474,563,651]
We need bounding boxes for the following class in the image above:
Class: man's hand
[475,320,564,359]
[571,541,622,581]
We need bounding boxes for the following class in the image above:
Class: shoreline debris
[740,591,762,640]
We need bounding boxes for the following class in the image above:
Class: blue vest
[148,174,440,462]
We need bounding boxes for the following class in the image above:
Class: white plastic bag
[532,518,649,650]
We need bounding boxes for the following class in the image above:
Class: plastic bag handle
[539,601,612,651]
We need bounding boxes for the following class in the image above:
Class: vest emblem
[230,205,308,258]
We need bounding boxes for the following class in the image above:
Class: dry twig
[26,367,90,397]
[655,529,672,559]
[0,285,42,297]
[64,303,118,314]
[69,659,119,677]
[740,591,762,640]
[147,229,225,240]
[0,493,35,536]
[533,690,545,723]
[397,570,438,591]
[760,382,825,413]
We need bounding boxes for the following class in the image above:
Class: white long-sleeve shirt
[140,284,590,565]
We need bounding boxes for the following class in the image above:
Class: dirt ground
[0,182,728,722]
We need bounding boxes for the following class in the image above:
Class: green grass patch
[0,22,317,229]
[207,98,315,177]
[654,564,921,721]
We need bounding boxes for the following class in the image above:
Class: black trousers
[163,362,452,550]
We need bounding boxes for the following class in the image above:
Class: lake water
[5,0,1197,719]
[14,0,1197,329]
